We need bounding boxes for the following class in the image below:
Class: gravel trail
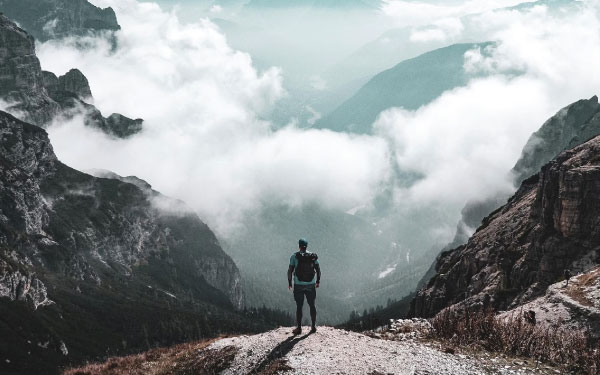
[209,326,555,374]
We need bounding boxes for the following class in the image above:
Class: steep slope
[315,43,490,134]
[411,132,600,319]
[513,95,600,185]
[0,0,120,42]
[0,14,60,125]
[0,111,270,375]
[0,14,142,137]
[499,266,600,338]
[411,95,600,300]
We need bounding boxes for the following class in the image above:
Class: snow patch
[378,264,397,279]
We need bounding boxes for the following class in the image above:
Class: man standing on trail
[288,238,321,335]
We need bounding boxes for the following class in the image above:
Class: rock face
[499,267,600,338]
[0,0,120,42]
[411,133,600,320]
[0,111,256,375]
[44,68,93,101]
[513,95,600,185]
[104,113,144,138]
[0,15,60,125]
[0,14,142,138]
[414,96,600,301]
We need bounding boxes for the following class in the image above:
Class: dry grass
[430,308,600,374]
[63,338,238,375]
[257,358,293,374]
[566,267,600,307]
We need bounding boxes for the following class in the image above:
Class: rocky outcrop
[513,95,600,185]
[0,0,120,42]
[0,266,54,310]
[411,133,600,320]
[0,14,142,138]
[0,15,60,124]
[499,267,600,338]
[415,96,600,301]
[0,111,257,374]
[43,68,92,101]
[104,113,143,138]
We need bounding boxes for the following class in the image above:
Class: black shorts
[294,284,316,306]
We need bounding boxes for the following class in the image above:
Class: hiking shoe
[292,327,302,335]
[310,326,317,333]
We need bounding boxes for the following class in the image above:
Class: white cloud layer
[38,0,391,235]
[381,0,530,27]
[35,0,600,249]
[374,1,600,232]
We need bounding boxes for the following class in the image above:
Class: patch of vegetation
[565,267,600,307]
[430,309,600,374]
[257,359,293,375]
[338,293,415,331]
[62,340,238,375]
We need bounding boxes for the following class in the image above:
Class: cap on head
[298,238,308,248]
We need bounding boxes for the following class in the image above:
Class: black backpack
[295,252,318,282]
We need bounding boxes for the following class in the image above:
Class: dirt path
[209,326,558,375]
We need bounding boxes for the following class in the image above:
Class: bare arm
[288,265,294,288]
[315,263,321,286]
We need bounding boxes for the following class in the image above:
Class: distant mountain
[411,127,600,321]
[0,15,141,137]
[0,111,280,375]
[322,0,580,101]
[314,43,491,133]
[0,0,120,42]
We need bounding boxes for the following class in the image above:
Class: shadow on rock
[250,332,314,373]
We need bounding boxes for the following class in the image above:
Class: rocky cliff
[0,14,60,125]
[411,132,600,320]
[0,0,120,42]
[441,96,600,258]
[0,111,261,375]
[513,95,600,185]
[499,266,600,338]
[414,96,600,300]
[0,14,142,138]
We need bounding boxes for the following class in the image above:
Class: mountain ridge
[315,42,491,133]
[411,130,600,325]
[0,0,120,42]
[0,14,142,138]
[0,110,280,375]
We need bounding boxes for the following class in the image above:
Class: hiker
[288,238,321,335]
[564,269,571,286]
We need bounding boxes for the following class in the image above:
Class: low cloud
[38,0,391,235]
[35,0,600,250]
[381,0,530,27]
[409,18,465,42]
[374,1,600,238]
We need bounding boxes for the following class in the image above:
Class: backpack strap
[296,252,318,261]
